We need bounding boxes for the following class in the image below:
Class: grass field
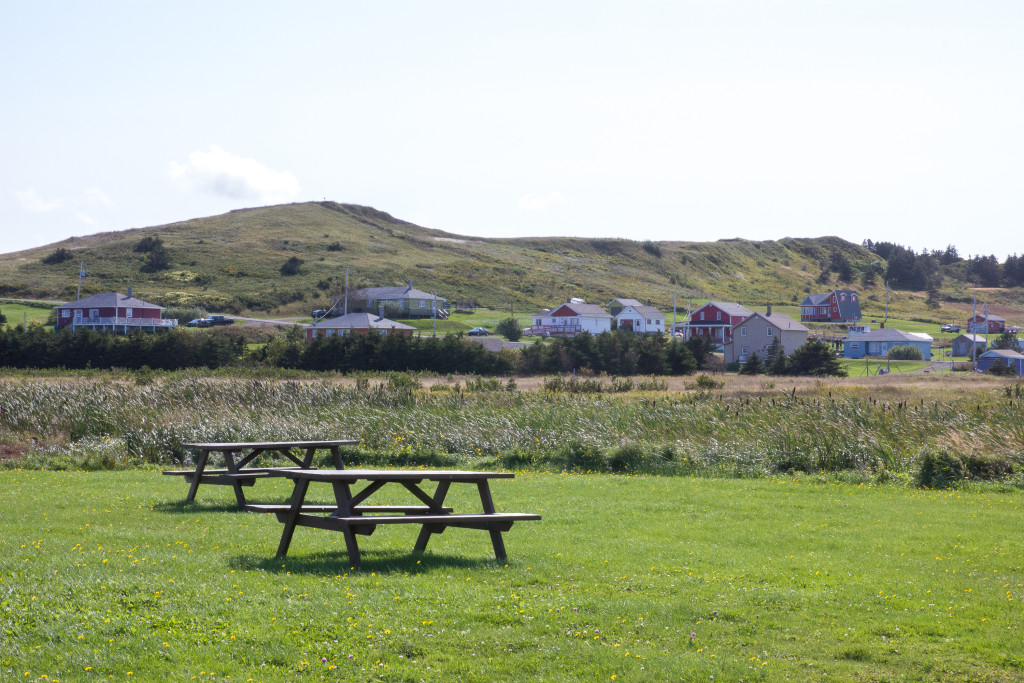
[2,470,1021,681]
[0,302,52,329]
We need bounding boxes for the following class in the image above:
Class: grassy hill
[0,201,1016,325]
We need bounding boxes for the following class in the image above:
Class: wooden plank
[181,440,357,450]
[276,469,515,483]
[247,504,454,514]
[275,513,540,526]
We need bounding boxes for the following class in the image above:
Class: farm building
[528,302,613,337]
[55,291,176,332]
[842,328,933,360]
[352,282,448,318]
[614,303,665,334]
[799,289,862,323]
[967,313,1005,334]
[951,333,987,357]
[304,312,415,340]
[681,302,753,345]
[976,349,1024,375]
[723,308,809,364]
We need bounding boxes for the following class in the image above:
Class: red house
[799,289,862,323]
[967,313,1005,334]
[677,302,753,345]
[55,291,176,332]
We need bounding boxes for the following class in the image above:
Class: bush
[42,248,74,265]
[641,240,662,257]
[887,345,923,361]
[693,374,724,390]
[987,361,1017,377]
[962,453,1014,480]
[496,317,522,341]
[280,257,303,276]
[916,449,966,489]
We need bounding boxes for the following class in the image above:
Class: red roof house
[55,291,176,332]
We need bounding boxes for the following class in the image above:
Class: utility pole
[972,293,977,372]
[77,261,84,301]
[344,267,349,316]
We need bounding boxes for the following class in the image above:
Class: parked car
[467,327,490,336]
[186,318,212,328]
[940,323,960,333]
[312,309,328,319]
[206,315,235,325]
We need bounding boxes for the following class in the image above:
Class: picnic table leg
[223,450,248,509]
[413,481,451,553]
[301,447,316,468]
[330,445,343,470]
[185,449,210,502]
[276,478,310,557]
[477,481,507,562]
[329,480,364,566]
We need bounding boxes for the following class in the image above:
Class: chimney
[408,280,413,291]
[378,305,384,321]
[880,321,885,329]
[766,302,772,317]
[127,286,132,299]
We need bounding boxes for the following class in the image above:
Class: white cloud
[517,192,565,211]
[76,212,98,226]
[15,188,61,213]
[84,187,114,206]
[167,145,300,203]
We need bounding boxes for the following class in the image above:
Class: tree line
[863,241,1024,291]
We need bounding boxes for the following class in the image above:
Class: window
[74,309,82,318]
[419,299,426,308]
[126,308,133,318]
[850,342,859,349]
[717,312,722,321]
[740,326,747,337]
[325,329,334,336]
[646,319,651,325]
[62,310,70,318]
[766,327,773,337]
[741,346,749,355]
[89,309,99,319]
[700,312,704,321]
[840,294,846,303]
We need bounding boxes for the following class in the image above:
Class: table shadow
[229,550,502,575]
[151,500,244,514]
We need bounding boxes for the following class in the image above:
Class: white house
[529,302,613,337]
[615,304,665,334]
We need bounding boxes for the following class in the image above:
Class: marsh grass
[1,471,1022,681]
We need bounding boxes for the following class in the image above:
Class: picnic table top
[180,439,357,449]
[272,469,515,483]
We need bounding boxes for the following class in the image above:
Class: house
[615,303,665,334]
[799,289,862,323]
[976,349,1024,375]
[967,313,1005,334]
[304,312,415,340]
[723,307,809,364]
[352,282,448,318]
[606,298,642,317]
[528,301,613,337]
[55,290,176,332]
[951,333,987,357]
[680,302,753,345]
[843,328,933,360]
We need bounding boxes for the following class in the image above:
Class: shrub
[987,361,1017,377]
[962,453,1014,480]
[608,443,646,472]
[326,241,344,252]
[280,257,303,276]
[496,317,522,341]
[42,248,74,265]
[693,374,724,390]
[887,345,923,361]
[641,240,662,257]
[916,449,966,489]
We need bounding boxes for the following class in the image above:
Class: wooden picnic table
[251,469,540,568]
[162,439,356,509]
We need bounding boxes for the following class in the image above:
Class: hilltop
[0,201,1017,322]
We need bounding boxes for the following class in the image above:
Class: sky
[2,1,1023,259]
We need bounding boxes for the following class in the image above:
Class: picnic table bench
[256,469,540,567]
[162,439,356,509]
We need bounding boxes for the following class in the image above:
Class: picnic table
[162,440,356,509]
[250,469,540,568]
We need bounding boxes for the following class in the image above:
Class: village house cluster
[48,283,1024,374]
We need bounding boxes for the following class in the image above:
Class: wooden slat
[247,504,454,514]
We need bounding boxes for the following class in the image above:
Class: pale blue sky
[3,1,1022,258]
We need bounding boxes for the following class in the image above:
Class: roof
[979,348,1024,359]
[355,285,445,301]
[955,333,987,342]
[970,313,1006,322]
[800,293,830,306]
[760,312,808,332]
[57,292,163,310]
[536,302,613,318]
[607,298,642,308]
[618,304,664,318]
[467,337,531,352]
[800,289,861,320]
[844,328,929,343]
[696,301,753,318]
[304,312,415,331]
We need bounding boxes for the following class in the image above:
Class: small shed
[951,333,987,357]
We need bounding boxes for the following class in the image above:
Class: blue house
[843,328,933,360]
[976,349,1024,375]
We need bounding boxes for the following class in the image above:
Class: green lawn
[2,470,1022,681]
[0,302,53,329]
[839,358,933,377]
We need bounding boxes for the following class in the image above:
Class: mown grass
[1,470,1022,681]
[0,302,52,330]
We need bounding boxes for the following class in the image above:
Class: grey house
[352,282,448,318]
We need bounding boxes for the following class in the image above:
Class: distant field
[0,301,52,329]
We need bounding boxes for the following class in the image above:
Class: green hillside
[0,201,1010,324]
